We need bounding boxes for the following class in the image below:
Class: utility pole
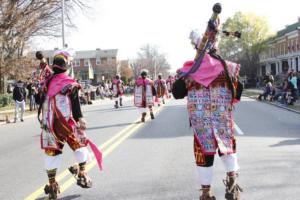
[61,0,65,48]
[154,57,157,79]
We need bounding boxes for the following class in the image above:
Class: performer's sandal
[44,181,60,200]
[77,173,93,188]
[141,112,147,122]
[150,112,154,119]
[223,174,243,200]
[69,165,93,188]
[199,188,216,200]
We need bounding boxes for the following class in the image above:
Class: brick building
[42,48,119,84]
[259,18,300,77]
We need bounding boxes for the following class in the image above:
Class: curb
[0,112,36,125]
[243,95,300,115]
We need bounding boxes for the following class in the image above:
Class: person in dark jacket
[26,78,37,111]
[13,80,26,122]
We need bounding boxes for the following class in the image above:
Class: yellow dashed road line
[24,104,164,200]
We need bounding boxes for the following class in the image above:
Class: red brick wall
[79,59,84,67]
[298,30,300,51]
[90,58,96,67]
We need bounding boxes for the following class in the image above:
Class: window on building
[292,39,297,51]
[261,65,266,76]
[101,57,107,64]
[288,40,292,52]
[296,57,299,72]
[80,70,88,80]
[279,45,282,55]
[96,58,101,65]
[282,60,289,73]
[271,63,276,75]
[84,59,89,67]
[75,59,80,67]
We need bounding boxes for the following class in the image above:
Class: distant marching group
[110,71,175,122]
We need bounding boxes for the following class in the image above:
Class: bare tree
[0,0,93,93]
[131,44,171,79]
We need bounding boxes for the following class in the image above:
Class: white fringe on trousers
[44,147,90,170]
[196,153,239,185]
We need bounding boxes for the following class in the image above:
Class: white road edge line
[234,122,244,135]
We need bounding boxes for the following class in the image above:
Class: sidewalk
[243,89,300,114]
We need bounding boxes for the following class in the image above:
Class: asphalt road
[0,96,299,200]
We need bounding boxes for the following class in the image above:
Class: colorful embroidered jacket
[111,79,124,97]
[166,77,175,92]
[37,62,52,88]
[154,79,167,98]
[40,73,103,170]
[40,73,84,151]
[180,54,240,155]
[134,77,154,107]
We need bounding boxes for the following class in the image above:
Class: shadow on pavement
[132,104,191,139]
[59,194,81,200]
[84,106,136,114]
[269,138,300,147]
[36,194,81,200]
[87,122,139,130]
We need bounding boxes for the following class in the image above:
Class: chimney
[298,17,300,23]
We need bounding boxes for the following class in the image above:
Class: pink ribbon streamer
[87,140,103,171]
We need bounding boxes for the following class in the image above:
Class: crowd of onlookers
[258,69,299,105]
[6,78,45,122]
[5,78,135,123]
[78,81,134,105]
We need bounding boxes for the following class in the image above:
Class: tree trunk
[0,47,4,94]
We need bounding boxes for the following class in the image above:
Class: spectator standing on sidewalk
[288,70,298,100]
[13,80,26,122]
[255,77,260,88]
[263,72,274,85]
[26,78,37,111]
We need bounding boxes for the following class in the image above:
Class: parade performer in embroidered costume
[111,74,124,108]
[173,3,243,200]
[36,51,52,84]
[38,50,102,200]
[154,73,167,106]
[134,70,156,122]
[34,51,52,105]
[166,75,175,95]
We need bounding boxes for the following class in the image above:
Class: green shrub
[0,94,13,107]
